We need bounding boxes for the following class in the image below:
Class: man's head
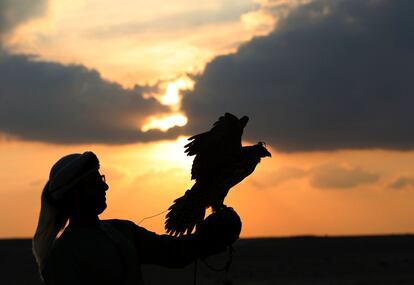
[33,151,108,270]
[47,151,108,216]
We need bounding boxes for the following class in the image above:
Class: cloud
[182,0,414,152]
[0,0,47,37]
[389,176,414,190]
[251,163,378,190]
[86,0,256,38]
[251,166,308,188]
[0,53,182,144]
[310,164,379,189]
[271,166,308,185]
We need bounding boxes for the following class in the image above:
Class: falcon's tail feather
[165,187,206,236]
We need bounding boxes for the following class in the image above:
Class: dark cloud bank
[1,0,414,149]
[0,0,179,144]
[183,0,414,152]
[0,54,182,144]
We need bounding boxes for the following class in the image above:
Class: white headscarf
[32,151,99,273]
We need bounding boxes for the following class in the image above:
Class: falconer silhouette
[33,151,241,285]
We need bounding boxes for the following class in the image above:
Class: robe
[42,219,206,285]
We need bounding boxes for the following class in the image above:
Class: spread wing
[184,113,249,181]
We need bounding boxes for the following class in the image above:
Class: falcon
[165,113,271,236]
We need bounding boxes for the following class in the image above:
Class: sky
[1,0,414,238]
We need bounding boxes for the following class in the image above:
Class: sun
[141,113,188,132]
[160,78,193,107]
[141,76,194,132]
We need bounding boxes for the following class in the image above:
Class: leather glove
[196,207,242,258]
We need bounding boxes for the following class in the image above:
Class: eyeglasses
[82,173,106,184]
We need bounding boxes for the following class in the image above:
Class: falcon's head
[254,141,272,158]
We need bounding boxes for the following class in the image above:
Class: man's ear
[56,190,77,215]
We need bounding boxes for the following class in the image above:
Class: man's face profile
[75,170,109,215]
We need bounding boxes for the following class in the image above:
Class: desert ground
[1,235,413,285]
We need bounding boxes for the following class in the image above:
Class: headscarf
[32,151,99,273]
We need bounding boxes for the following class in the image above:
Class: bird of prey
[165,113,271,236]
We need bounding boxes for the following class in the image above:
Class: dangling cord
[137,209,168,225]
[224,246,234,285]
[200,246,234,284]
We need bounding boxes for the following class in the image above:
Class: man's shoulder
[101,219,138,230]
[102,219,149,233]
[102,218,135,225]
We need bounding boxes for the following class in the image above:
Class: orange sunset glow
[1,0,414,240]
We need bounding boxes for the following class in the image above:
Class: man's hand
[195,207,242,258]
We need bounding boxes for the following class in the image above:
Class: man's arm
[135,227,204,267]
[113,208,241,268]
[114,220,228,268]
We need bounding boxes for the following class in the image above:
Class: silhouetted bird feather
[165,113,271,236]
